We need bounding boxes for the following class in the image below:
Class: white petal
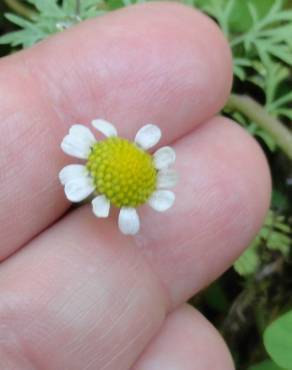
[91,119,118,137]
[69,124,96,143]
[135,124,161,150]
[64,177,95,202]
[61,135,88,159]
[154,146,176,170]
[61,124,96,159]
[148,190,175,212]
[118,208,140,235]
[157,169,177,189]
[59,164,88,185]
[92,195,110,218]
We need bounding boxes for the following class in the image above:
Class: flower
[59,119,177,235]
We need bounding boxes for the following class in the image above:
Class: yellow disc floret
[86,137,157,207]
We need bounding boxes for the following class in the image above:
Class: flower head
[59,119,177,235]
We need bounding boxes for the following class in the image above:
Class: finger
[132,304,234,370]
[0,2,232,260]
[0,117,270,370]
[140,116,271,304]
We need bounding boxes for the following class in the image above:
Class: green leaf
[234,239,260,276]
[0,29,43,47]
[249,359,289,370]
[270,91,292,111]
[233,58,253,80]
[5,13,35,29]
[233,208,291,276]
[266,231,290,256]
[264,311,292,369]
[107,0,124,10]
[26,0,62,15]
[275,109,292,120]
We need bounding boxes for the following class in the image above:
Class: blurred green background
[1,1,292,369]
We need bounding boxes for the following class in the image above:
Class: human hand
[0,3,271,369]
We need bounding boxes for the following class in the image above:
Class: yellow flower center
[86,137,157,207]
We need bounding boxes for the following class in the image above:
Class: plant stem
[4,0,36,19]
[76,0,81,16]
[226,94,292,161]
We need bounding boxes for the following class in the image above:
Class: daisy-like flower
[59,119,177,235]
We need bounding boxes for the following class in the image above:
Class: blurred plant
[0,0,106,47]
[187,3,292,369]
[1,1,292,369]
[219,206,292,369]
[263,310,292,369]
[234,210,291,277]
[191,0,292,160]
[249,359,288,370]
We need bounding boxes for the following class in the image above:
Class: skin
[0,3,271,370]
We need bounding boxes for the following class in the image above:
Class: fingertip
[178,305,235,370]
[112,1,233,124]
[133,304,235,370]
[134,115,271,305]
[10,1,233,134]
[214,116,272,236]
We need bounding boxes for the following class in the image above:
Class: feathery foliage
[1,1,292,369]
[0,0,105,47]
